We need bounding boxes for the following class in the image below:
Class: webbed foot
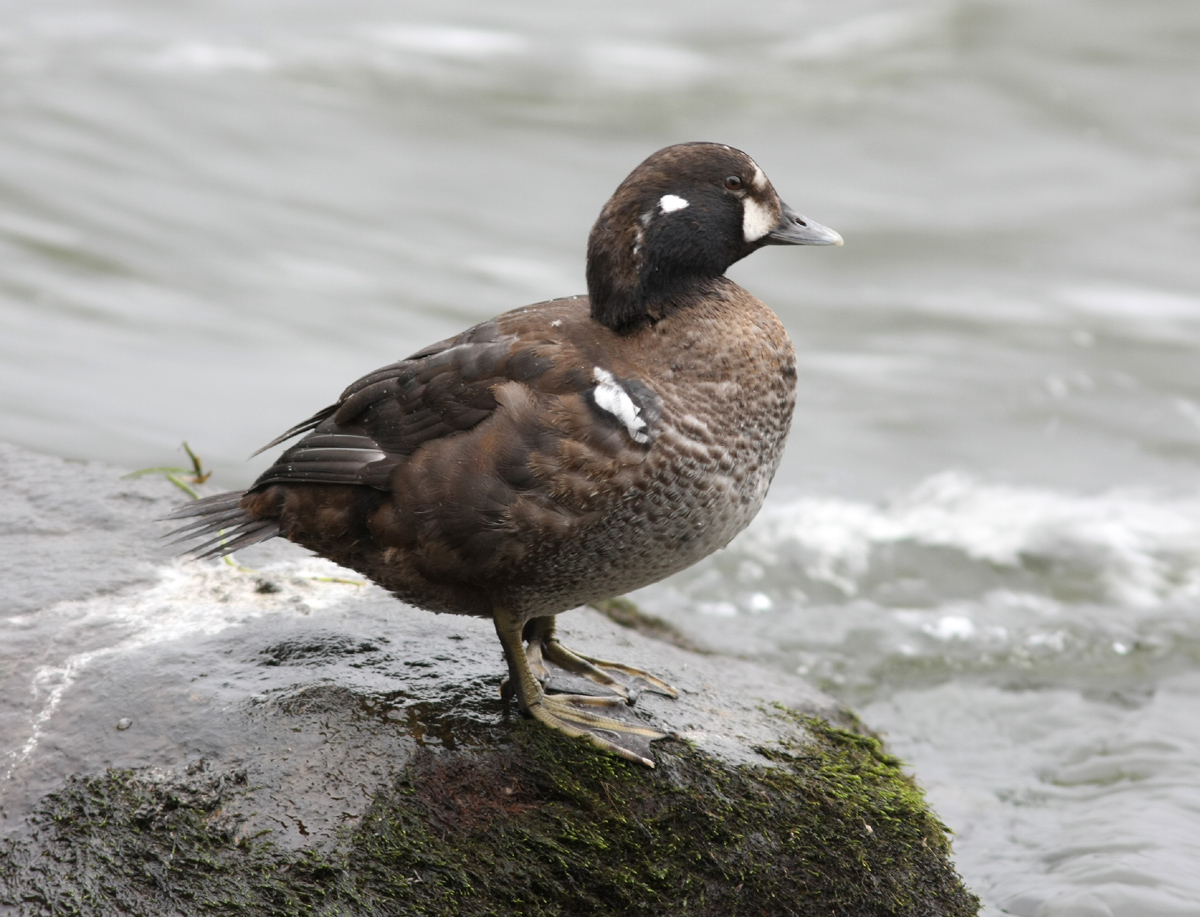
[498,614,679,705]
[541,635,679,700]
[527,693,665,768]
[494,608,672,767]
[518,615,679,703]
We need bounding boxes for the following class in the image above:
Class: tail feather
[164,508,251,541]
[192,520,279,560]
[163,490,281,560]
[165,492,246,519]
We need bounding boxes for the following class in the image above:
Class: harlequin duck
[168,142,841,767]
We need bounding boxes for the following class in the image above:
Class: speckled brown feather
[229,282,794,623]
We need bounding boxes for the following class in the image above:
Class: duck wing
[167,300,661,564]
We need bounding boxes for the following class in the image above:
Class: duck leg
[528,615,679,701]
[493,606,667,767]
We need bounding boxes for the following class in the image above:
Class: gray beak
[765,201,844,246]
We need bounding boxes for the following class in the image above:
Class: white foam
[2,559,368,782]
[925,615,975,641]
[697,601,740,618]
[734,472,1200,608]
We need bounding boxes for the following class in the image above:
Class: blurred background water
[2,0,1199,913]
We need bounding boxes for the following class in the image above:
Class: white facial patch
[742,195,777,243]
[750,163,767,191]
[591,367,649,443]
[659,194,689,213]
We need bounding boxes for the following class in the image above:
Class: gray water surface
[3,1,1200,914]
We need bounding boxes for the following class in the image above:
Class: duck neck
[587,274,724,333]
[586,234,728,334]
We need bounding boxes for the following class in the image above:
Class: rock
[0,443,979,915]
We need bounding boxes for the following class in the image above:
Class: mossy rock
[0,445,979,916]
[1,708,977,916]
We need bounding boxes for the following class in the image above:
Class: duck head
[586,142,842,332]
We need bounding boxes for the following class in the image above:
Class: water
[2,0,1199,912]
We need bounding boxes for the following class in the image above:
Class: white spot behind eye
[743,196,776,242]
[592,367,649,443]
[659,194,689,213]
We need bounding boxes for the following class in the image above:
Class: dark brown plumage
[168,142,842,766]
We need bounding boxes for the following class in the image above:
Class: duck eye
[724,175,743,191]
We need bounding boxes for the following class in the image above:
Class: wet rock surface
[0,444,979,915]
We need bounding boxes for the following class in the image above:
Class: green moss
[0,713,978,917]
[0,767,346,915]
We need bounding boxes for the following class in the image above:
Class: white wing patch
[592,367,649,443]
[743,195,777,242]
[659,194,689,213]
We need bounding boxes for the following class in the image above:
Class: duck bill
[765,202,843,246]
